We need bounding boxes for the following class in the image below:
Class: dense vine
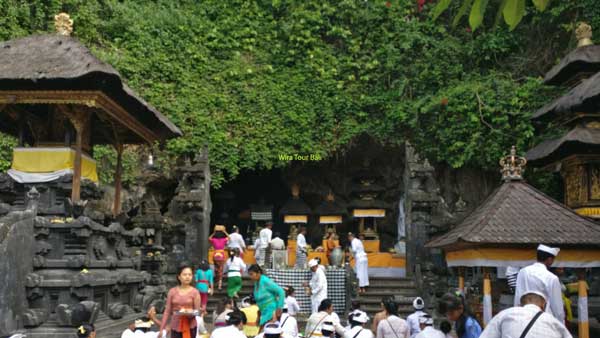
[0,0,596,190]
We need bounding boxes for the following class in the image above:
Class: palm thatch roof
[0,34,181,143]
[426,181,600,250]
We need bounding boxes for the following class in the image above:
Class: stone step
[353,296,415,305]
[359,288,419,296]
[365,281,416,288]
[359,304,415,315]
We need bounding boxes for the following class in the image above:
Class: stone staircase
[354,277,420,319]
[100,275,420,337]
[206,278,255,320]
[206,276,420,325]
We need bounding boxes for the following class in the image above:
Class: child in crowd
[195,260,214,314]
[241,296,261,338]
[437,292,481,338]
[285,286,301,316]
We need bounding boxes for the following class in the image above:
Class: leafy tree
[432,0,552,31]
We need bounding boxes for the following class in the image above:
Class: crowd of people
[62,231,577,338]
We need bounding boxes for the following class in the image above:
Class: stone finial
[326,190,335,202]
[54,13,73,36]
[576,22,593,48]
[499,146,527,181]
[291,183,300,197]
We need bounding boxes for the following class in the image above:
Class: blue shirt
[460,316,482,338]
[195,269,214,293]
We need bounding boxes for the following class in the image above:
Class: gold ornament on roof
[576,22,593,48]
[326,191,335,202]
[54,13,73,36]
[291,183,300,197]
[500,146,527,181]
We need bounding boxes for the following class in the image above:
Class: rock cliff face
[0,207,35,336]
[403,142,498,296]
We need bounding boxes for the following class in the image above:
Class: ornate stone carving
[22,308,48,328]
[25,273,42,288]
[107,302,126,319]
[92,236,107,260]
[34,240,52,256]
[55,301,99,327]
[66,255,89,268]
[26,287,44,301]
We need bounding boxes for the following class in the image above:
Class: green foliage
[433,0,549,30]
[405,75,557,169]
[0,134,16,172]
[0,0,593,191]
[93,145,142,187]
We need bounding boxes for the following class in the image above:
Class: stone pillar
[404,142,437,276]
[173,150,211,266]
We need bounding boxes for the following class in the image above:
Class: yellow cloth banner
[352,209,386,217]
[349,252,406,268]
[284,215,308,223]
[12,147,98,182]
[319,215,342,224]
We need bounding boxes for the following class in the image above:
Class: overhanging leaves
[503,0,526,30]
[469,0,489,31]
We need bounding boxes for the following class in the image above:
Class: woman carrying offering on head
[209,225,229,290]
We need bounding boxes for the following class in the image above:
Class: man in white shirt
[271,232,286,250]
[210,310,247,338]
[295,226,308,268]
[228,225,246,256]
[343,310,374,338]
[348,232,369,293]
[414,315,444,338]
[514,244,565,322]
[306,258,328,313]
[258,222,273,267]
[280,303,299,338]
[305,299,345,338]
[481,290,572,338]
[406,297,427,338]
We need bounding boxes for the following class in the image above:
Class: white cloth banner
[7,168,72,183]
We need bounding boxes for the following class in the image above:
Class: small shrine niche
[350,161,386,240]
[280,183,311,240]
[315,191,345,237]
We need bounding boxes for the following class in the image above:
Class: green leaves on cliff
[0,0,593,188]
[405,75,557,169]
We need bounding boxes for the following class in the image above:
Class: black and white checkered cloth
[265,267,346,314]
